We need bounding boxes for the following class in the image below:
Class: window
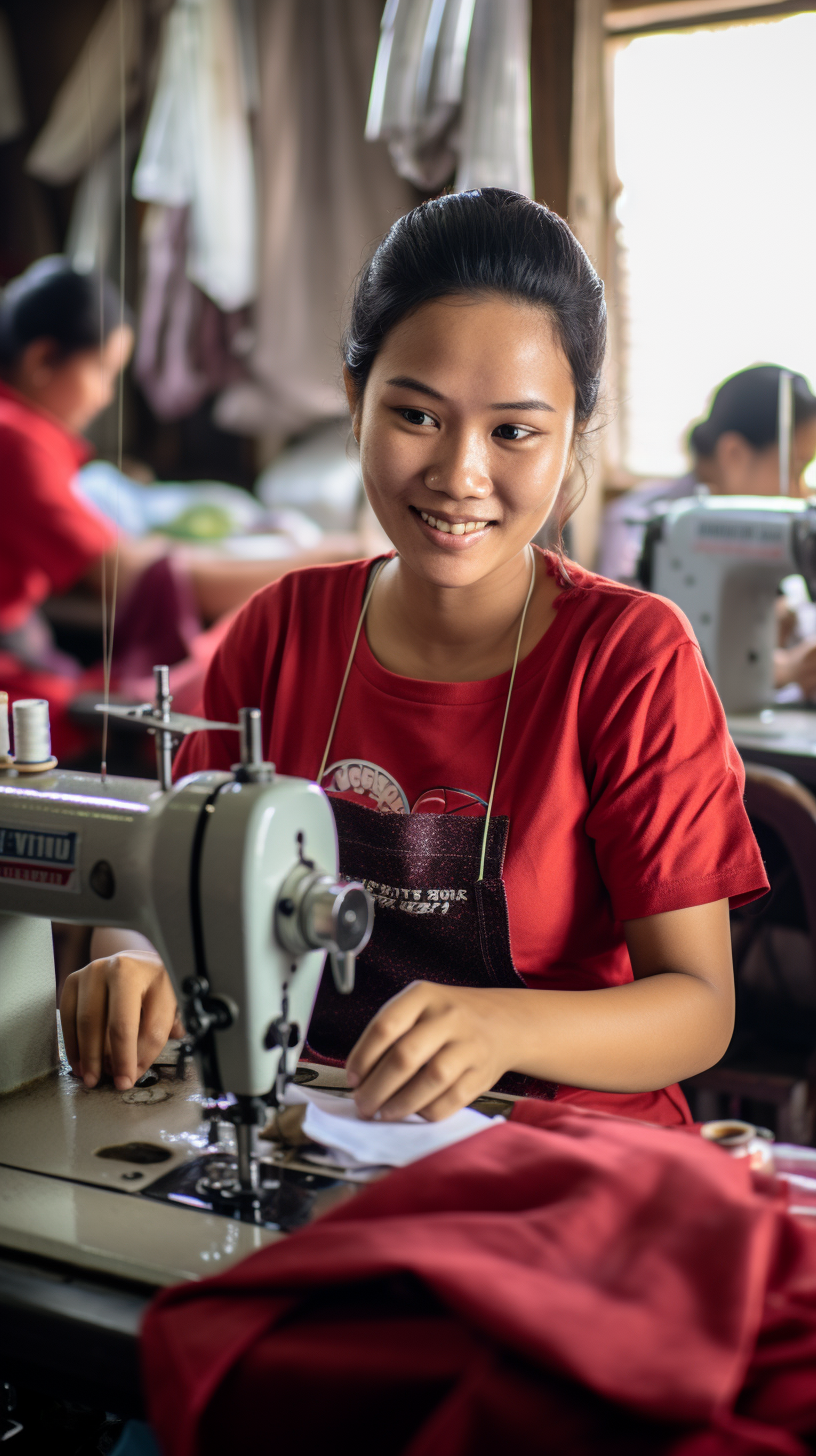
[613,12,816,478]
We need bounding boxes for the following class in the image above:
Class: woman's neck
[364,549,561,683]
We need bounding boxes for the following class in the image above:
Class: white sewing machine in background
[0,671,373,1316]
[639,495,816,714]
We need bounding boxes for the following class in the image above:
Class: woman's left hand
[345,981,511,1121]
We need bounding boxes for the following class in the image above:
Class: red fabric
[172,554,766,1126]
[0,380,114,631]
[141,1106,816,1456]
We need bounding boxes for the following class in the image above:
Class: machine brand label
[0,826,80,891]
[692,517,787,559]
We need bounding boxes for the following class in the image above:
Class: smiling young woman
[60,190,768,1126]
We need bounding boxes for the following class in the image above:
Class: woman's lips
[412,507,494,548]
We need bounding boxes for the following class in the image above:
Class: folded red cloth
[141,1104,816,1456]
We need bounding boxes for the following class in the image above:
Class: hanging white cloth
[25,0,142,185]
[132,0,257,313]
[366,0,533,197]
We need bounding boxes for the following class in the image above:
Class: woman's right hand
[59,951,184,1091]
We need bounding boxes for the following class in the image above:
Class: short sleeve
[583,639,768,919]
[0,429,115,625]
[172,588,277,780]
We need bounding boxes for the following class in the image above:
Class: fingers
[135,976,181,1084]
[58,952,173,1090]
[74,963,109,1088]
[361,1043,473,1122]
[353,1016,457,1119]
[346,982,431,1089]
[107,969,148,1090]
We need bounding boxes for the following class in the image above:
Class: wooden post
[530,0,577,215]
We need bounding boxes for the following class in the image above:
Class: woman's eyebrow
[385,376,556,413]
[385,375,445,400]
[490,398,555,412]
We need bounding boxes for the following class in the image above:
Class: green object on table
[158,503,235,540]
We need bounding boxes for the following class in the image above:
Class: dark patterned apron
[306,553,557,1100]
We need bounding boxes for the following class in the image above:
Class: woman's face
[347,294,578,588]
[711,419,816,497]
[13,324,134,434]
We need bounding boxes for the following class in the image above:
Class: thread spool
[0,692,11,766]
[12,698,57,773]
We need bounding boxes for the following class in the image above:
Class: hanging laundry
[214,0,416,438]
[366,0,533,197]
[133,204,249,421]
[0,11,25,146]
[132,0,257,313]
[25,0,142,185]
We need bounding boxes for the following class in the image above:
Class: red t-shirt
[174,553,769,1123]
[0,380,115,631]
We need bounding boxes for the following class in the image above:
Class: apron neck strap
[477,545,536,882]
[317,556,390,785]
[317,547,537,883]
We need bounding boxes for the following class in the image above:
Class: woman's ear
[342,365,362,443]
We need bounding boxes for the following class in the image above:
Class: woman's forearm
[495,971,733,1092]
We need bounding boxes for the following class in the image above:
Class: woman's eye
[401,408,434,426]
[493,423,529,441]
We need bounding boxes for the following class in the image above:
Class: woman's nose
[424,430,491,500]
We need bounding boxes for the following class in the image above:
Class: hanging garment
[132,0,257,312]
[25,0,142,186]
[141,1104,816,1456]
[133,204,250,421]
[366,0,533,196]
[0,11,25,145]
[214,0,417,437]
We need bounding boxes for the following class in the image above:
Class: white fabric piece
[26,0,141,184]
[285,1084,498,1173]
[454,0,532,196]
[366,0,531,197]
[0,12,25,144]
[133,0,257,311]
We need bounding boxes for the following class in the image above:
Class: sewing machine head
[0,676,373,1166]
[638,494,816,712]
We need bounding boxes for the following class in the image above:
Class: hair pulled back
[689,364,816,459]
[0,256,129,369]
[343,189,606,427]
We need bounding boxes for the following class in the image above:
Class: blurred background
[4,0,809,569]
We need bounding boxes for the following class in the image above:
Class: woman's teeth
[419,511,488,536]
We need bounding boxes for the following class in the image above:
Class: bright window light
[614,14,816,479]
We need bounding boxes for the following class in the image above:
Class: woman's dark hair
[0,256,130,368]
[689,365,816,458]
[344,189,607,427]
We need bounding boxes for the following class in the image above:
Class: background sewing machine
[639,494,816,783]
[0,677,373,1420]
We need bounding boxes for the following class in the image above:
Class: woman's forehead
[372,295,574,404]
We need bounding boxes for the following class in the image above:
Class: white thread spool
[12,698,57,772]
[0,692,10,763]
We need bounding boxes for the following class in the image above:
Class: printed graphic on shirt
[359,880,470,914]
[0,825,80,891]
[321,760,488,818]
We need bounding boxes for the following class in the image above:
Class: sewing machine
[639,494,816,714]
[0,675,374,1418]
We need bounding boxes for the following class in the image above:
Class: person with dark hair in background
[0,256,362,757]
[60,190,767,1128]
[599,365,816,695]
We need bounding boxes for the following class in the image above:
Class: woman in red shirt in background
[61,190,768,1126]
[0,257,361,757]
